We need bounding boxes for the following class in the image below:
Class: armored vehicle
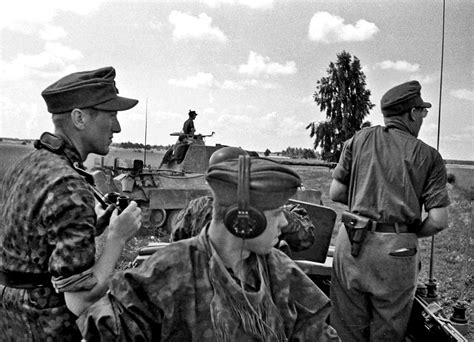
[90,139,324,233]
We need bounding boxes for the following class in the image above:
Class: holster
[342,211,371,257]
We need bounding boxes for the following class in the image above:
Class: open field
[1,141,472,336]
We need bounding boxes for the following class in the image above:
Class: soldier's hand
[107,201,142,243]
[95,203,117,236]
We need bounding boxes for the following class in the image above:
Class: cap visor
[422,102,432,108]
[94,96,138,111]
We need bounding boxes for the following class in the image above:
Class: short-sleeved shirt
[332,125,450,225]
[0,140,97,279]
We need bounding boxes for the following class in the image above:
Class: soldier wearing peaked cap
[183,109,198,137]
[78,156,340,341]
[171,147,318,255]
[329,80,450,341]
[0,66,142,341]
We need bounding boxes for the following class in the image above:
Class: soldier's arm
[64,202,142,316]
[329,179,348,205]
[416,206,448,238]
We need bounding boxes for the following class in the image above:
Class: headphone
[224,155,267,239]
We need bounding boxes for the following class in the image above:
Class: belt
[371,222,411,234]
[0,269,53,289]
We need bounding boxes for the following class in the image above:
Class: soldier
[183,109,198,137]
[0,66,142,341]
[78,155,340,341]
[171,147,316,255]
[329,80,450,341]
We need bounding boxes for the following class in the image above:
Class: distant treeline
[1,138,473,166]
[112,141,172,151]
[281,147,318,159]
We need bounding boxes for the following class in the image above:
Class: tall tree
[307,51,374,162]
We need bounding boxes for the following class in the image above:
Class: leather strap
[371,222,411,233]
[0,269,53,289]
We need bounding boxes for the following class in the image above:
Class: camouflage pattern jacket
[78,228,339,341]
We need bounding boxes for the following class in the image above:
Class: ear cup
[223,155,267,239]
[224,205,267,239]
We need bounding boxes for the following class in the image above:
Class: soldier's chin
[95,146,110,156]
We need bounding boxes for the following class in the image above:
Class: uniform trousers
[330,224,419,342]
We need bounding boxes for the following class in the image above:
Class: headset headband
[237,155,250,231]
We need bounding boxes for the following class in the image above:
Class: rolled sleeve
[422,153,450,210]
[332,138,353,185]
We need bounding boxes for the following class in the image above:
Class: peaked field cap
[205,157,301,210]
[188,110,197,116]
[209,146,248,166]
[381,80,431,117]
[41,66,138,114]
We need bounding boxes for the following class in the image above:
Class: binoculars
[103,192,131,213]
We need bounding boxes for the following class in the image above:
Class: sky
[0,0,472,160]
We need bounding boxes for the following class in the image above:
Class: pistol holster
[342,211,371,257]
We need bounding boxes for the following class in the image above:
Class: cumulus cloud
[39,24,67,40]
[450,89,474,102]
[0,42,82,81]
[308,11,378,43]
[215,111,306,148]
[169,11,227,42]
[409,73,438,85]
[168,72,278,90]
[221,80,245,90]
[0,1,102,33]
[201,0,274,9]
[376,60,420,72]
[239,51,296,76]
[169,72,217,88]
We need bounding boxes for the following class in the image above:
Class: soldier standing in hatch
[0,66,142,341]
[183,109,198,138]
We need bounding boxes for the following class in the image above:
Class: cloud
[169,72,278,90]
[308,11,378,43]
[221,80,245,90]
[201,0,274,9]
[410,73,438,85]
[0,42,82,81]
[450,89,474,102]
[213,111,307,150]
[39,24,67,40]
[239,51,296,76]
[376,60,420,72]
[169,72,217,88]
[169,11,227,42]
[0,1,102,34]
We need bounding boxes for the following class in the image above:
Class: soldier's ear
[409,107,417,121]
[71,108,87,129]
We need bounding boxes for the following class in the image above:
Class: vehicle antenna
[144,98,148,166]
[427,0,446,300]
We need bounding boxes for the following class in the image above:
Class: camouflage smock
[171,196,316,252]
[0,136,98,341]
[78,227,339,341]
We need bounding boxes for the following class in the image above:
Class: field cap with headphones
[206,156,301,238]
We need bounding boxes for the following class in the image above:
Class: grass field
[1,141,472,336]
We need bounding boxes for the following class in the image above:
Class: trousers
[330,224,419,342]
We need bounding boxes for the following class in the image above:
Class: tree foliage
[112,141,172,151]
[281,147,317,159]
[307,50,374,162]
